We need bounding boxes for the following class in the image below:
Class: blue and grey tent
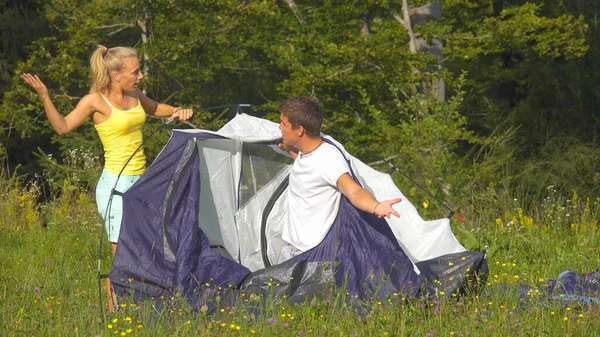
[108,113,488,311]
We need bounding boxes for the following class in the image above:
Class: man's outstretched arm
[337,173,401,219]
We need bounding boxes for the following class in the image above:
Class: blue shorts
[96,169,141,243]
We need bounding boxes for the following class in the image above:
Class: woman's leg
[95,170,141,311]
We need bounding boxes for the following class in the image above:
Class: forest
[1,0,598,217]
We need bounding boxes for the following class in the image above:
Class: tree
[0,0,48,172]
[389,0,445,100]
[438,1,596,196]
[1,0,595,200]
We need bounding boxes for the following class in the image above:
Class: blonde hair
[89,45,138,93]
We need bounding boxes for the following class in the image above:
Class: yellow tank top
[94,94,146,175]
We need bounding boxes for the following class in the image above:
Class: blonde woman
[21,45,193,254]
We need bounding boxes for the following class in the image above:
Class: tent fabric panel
[196,139,242,261]
[110,133,193,300]
[240,197,421,302]
[416,251,488,297]
[217,113,283,142]
[398,218,466,263]
[237,261,337,305]
[552,267,600,296]
[264,188,289,266]
[111,133,251,308]
[235,166,291,271]
[162,138,199,262]
[239,143,292,207]
[348,153,466,262]
[330,198,421,299]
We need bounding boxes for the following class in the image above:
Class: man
[277,97,402,258]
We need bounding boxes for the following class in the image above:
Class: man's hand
[277,141,299,160]
[337,173,402,219]
[373,198,402,219]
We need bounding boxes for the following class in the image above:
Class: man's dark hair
[279,97,323,138]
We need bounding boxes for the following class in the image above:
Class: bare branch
[409,3,435,25]
[325,67,354,80]
[399,88,410,99]
[282,0,306,25]
[388,9,408,29]
[222,66,261,71]
[367,155,400,167]
[93,22,136,36]
[53,94,81,100]
[258,90,274,103]
[367,62,382,71]
[93,23,135,29]
[47,5,76,20]
[389,1,420,54]
[454,35,492,40]
[111,26,135,36]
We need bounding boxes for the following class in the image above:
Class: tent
[108,113,488,311]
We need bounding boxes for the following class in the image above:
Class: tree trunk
[392,0,445,100]
[410,1,445,101]
[361,13,370,37]
[137,11,153,95]
[282,0,305,25]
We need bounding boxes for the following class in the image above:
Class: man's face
[279,114,299,146]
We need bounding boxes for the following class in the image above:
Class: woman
[21,45,193,254]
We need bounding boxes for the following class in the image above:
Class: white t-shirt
[282,142,350,251]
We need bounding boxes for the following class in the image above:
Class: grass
[1,183,599,336]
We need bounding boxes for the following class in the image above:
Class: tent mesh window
[239,143,292,207]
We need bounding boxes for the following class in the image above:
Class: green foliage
[0,1,48,92]
[367,73,481,217]
[0,0,597,209]
[513,137,600,199]
[35,146,102,194]
[443,3,588,61]
[0,172,43,231]
[42,184,99,231]
[441,0,597,170]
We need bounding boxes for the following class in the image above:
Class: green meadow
[2,176,599,337]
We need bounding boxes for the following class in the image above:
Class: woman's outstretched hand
[21,73,49,98]
[170,108,193,121]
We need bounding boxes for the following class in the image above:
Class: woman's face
[115,57,144,92]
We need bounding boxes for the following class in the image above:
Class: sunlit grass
[1,180,599,336]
